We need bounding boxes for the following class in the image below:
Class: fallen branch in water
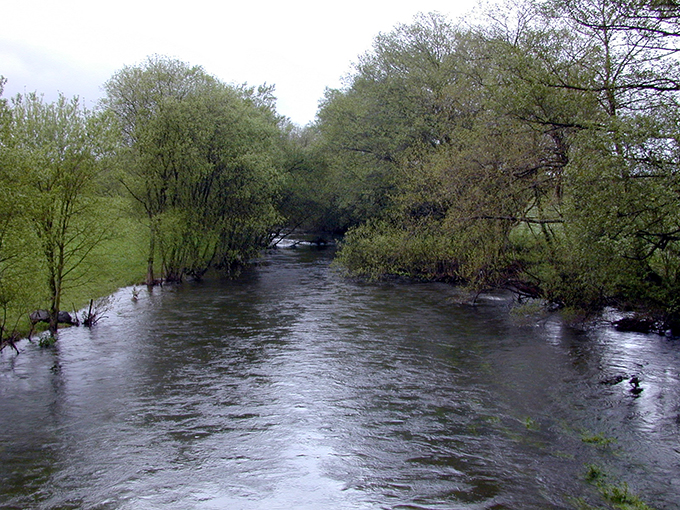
[81,296,112,327]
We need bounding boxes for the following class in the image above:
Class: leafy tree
[328,1,680,325]
[152,85,283,280]
[275,123,356,236]
[317,13,469,229]
[103,55,218,284]
[0,76,30,347]
[104,56,285,283]
[326,12,571,289]
[512,0,680,320]
[8,92,118,334]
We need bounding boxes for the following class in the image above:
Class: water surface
[2,246,679,509]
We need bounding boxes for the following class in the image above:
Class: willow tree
[0,77,28,346]
[9,92,117,335]
[329,1,680,322]
[104,56,284,283]
[103,56,217,284]
[321,12,568,286]
[144,84,283,281]
[515,0,680,317]
[317,13,469,230]
[275,123,347,236]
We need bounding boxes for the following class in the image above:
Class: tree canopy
[2,91,118,336]
[103,56,285,284]
[321,1,680,328]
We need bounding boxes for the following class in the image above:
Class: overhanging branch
[465,215,563,224]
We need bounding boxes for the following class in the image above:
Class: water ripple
[1,247,679,509]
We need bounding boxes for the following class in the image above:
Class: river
[1,245,679,509]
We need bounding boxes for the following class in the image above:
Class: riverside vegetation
[2,0,680,348]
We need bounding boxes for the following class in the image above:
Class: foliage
[324,10,566,290]
[1,55,290,345]
[275,123,352,235]
[321,2,680,325]
[0,77,40,346]
[3,0,680,339]
[0,56,293,345]
[6,92,118,334]
[317,13,470,229]
[581,431,617,448]
[103,56,285,283]
[533,0,680,321]
[580,465,657,510]
[336,219,459,281]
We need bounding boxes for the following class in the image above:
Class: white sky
[1,0,480,126]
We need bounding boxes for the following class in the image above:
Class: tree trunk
[146,221,156,286]
[48,273,61,335]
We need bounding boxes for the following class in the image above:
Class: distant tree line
[2,0,680,346]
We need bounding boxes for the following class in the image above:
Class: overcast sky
[1,0,480,126]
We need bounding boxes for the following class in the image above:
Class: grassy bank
[1,202,148,346]
[60,215,148,314]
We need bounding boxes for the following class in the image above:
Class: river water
[1,246,679,509]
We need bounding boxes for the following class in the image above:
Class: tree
[150,84,283,280]
[317,13,469,229]
[324,12,571,288]
[316,2,680,323]
[9,92,118,334]
[0,76,29,348]
[104,56,285,283]
[103,55,218,284]
[520,0,680,318]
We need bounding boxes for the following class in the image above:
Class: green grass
[581,431,618,448]
[577,465,657,510]
[61,214,148,312]
[524,416,540,430]
[1,203,148,345]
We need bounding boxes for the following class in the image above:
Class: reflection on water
[1,247,679,509]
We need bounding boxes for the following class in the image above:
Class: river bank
[5,234,677,355]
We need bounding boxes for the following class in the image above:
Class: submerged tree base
[335,222,680,337]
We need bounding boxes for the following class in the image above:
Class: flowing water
[1,245,679,509]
